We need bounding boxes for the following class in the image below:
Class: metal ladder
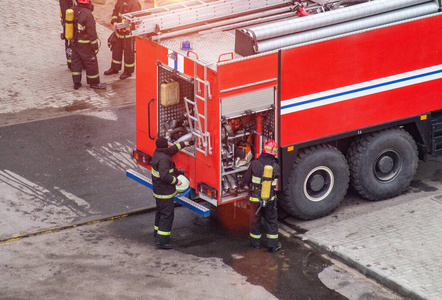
[432,114,442,156]
[122,0,297,37]
[184,61,212,156]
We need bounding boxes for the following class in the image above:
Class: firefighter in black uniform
[151,136,190,249]
[59,0,76,69]
[71,0,106,90]
[243,140,282,252]
[104,0,141,80]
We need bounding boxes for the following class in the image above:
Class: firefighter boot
[104,68,119,75]
[74,83,82,90]
[156,242,173,250]
[156,232,173,250]
[119,72,132,80]
[90,82,107,89]
[269,242,282,253]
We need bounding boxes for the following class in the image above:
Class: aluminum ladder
[121,0,298,37]
[183,60,212,156]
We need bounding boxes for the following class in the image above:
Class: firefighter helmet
[263,140,278,156]
[77,0,91,3]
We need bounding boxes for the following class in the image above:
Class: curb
[0,206,157,245]
[298,235,423,300]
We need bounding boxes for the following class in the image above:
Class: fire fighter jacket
[243,153,280,203]
[151,142,186,199]
[73,4,99,52]
[111,0,141,38]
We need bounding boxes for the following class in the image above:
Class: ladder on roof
[183,60,212,156]
[121,0,298,38]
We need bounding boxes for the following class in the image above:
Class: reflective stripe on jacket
[151,142,185,199]
[111,0,141,36]
[243,153,280,203]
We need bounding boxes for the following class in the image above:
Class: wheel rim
[373,149,402,182]
[303,166,334,202]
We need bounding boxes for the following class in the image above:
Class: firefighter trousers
[249,200,279,248]
[154,196,174,244]
[64,39,72,69]
[110,36,135,74]
[71,43,100,85]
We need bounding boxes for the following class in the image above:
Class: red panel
[218,53,278,95]
[136,38,159,157]
[183,56,195,78]
[135,39,219,196]
[281,81,441,144]
[280,15,442,146]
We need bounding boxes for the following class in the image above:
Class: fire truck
[125,0,442,220]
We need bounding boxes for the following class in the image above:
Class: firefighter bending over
[243,140,282,252]
[151,137,191,250]
[71,0,106,90]
[104,0,141,80]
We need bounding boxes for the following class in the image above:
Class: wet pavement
[0,106,400,299]
[1,0,442,299]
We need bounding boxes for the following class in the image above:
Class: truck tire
[281,144,349,220]
[347,128,418,201]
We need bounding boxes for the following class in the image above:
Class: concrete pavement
[285,166,442,300]
[1,0,441,299]
[0,1,277,299]
[0,0,134,127]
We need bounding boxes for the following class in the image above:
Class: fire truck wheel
[281,144,349,220]
[347,128,418,201]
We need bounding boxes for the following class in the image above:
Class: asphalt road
[0,106,402,299]
[0,106,148,238]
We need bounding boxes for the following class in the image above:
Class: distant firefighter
[104,0,141,80]
[69,0,106,90]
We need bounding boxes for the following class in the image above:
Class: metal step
[431,112,442,155]
[432,121,442,132]
[126,169,210,217]
[433,135,442,145]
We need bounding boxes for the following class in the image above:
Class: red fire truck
[125,0,442,219]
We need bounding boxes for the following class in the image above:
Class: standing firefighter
[243,140,282,252]
[59,0,76,69]
[70,0,106,90]
[104,0,141,79]
[151,137,190,249]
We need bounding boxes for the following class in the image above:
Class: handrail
[148,98,155,140]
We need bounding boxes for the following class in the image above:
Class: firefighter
[151,136,191,249]
[59,0,76,69]
[243,140,282,252]
[104,0,141,80]
[70,0,106,90]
